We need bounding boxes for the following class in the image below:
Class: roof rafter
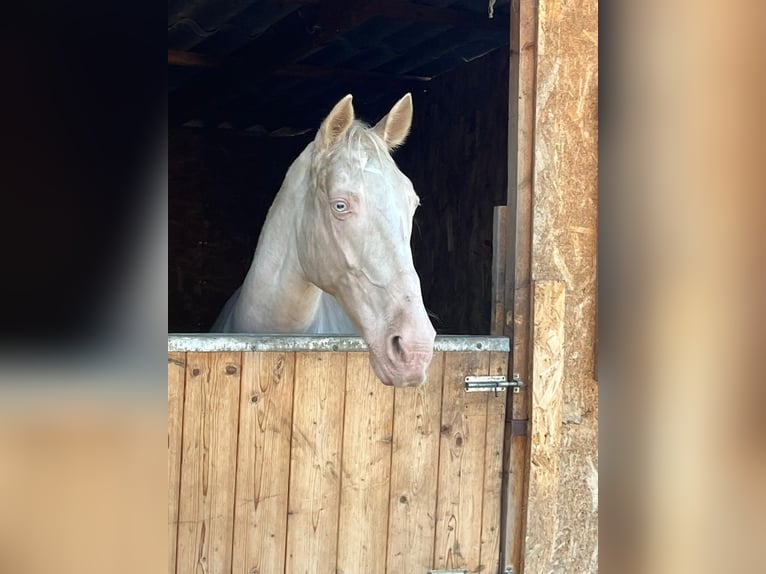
[170,0,380,125]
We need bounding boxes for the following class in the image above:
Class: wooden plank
[433,351,490,571]
[285,352,348,574]
[231,352,296,574]
[491,206,508,335]
[524,281,566,571]
[168,352,187,574]
[176,352,242,574]
[479,352,509,573]
[507,431,527,571]
[385,352,445,573]
[503,0,539,569]
[336,353,395,574]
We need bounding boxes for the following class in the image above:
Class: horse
[212,93,436,387]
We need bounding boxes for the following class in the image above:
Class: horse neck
[236,147,323,332]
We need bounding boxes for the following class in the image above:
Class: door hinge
[464,372,524,393]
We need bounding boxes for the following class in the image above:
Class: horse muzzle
[368,326,436,387]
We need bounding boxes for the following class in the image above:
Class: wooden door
[168,348,508,574]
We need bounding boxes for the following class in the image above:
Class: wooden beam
[275,63,432,83]
[168,49,221,68]
[170,0,381,126]
[170,0,508,125]
[280,0,509,29]
[208,62,432,134]
[500,0,539,572]
[379,1,509,31]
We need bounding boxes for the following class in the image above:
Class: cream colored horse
[213,94,435,386]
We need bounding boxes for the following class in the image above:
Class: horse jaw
[339,282,436,387]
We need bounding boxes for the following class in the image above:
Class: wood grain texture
[336,353,395,574]
[479,352,509,574]
[167,348,513,573]
[285,352,347,574]
[524,281,566,572]
[504,1,539,570]
[526,0,599,569]
[491,206,508,336]
[507,432,527,571]
[231,352,296,574]
[386,352,445,573]
[433,351,490,572]
[168,352,186,574]
[176,352,242,574]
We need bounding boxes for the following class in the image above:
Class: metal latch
[464,373,524,394]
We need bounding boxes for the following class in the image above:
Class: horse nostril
[389,335,406,361]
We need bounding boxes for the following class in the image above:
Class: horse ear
[316,94,355,150]
[372,93,413,149]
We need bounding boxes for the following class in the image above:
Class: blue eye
[333,200,349,213]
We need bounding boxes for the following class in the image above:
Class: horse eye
[333,201,348,213]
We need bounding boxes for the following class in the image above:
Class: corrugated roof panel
[168,0,263,51]
[384,21,453,54]
[192,2,300,57]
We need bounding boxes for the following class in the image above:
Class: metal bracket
[464,373,524,394]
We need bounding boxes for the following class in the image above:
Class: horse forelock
[309,121,401,198]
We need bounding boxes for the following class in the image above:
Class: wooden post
[501,0,538,571]
[491,205,508,336]
[522,0,599,568]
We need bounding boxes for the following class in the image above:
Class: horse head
[297,94,436,387]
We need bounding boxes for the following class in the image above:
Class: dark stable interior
[169,0,511,334]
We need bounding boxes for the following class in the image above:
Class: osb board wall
[169,49,509,334]
[525,0,598,571]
